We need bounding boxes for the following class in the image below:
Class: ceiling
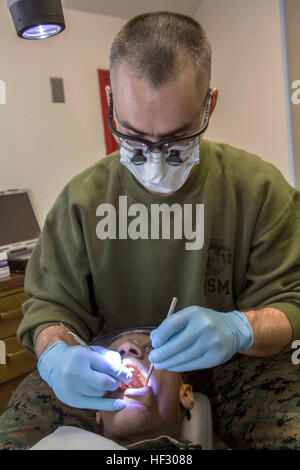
[61,0,202,20]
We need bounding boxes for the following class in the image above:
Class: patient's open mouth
[119,360,148,390]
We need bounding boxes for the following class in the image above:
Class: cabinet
[0,274,37,415]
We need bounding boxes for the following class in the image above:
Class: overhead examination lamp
[7,0,65,40]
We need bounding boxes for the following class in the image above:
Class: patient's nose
[117,341,144,359]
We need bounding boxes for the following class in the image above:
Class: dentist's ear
[105,85,111,108]
[209,88,218,118]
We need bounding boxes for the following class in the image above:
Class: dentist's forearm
[35,325,78,359]
[242,307,293,356]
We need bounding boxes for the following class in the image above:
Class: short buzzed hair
[109,11,212,93]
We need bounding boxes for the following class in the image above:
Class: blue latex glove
[38,341,133,410]
[148,306,254,371]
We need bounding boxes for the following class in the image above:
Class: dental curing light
[7,0,65,39]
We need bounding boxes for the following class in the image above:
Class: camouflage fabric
[0,370,100,450]
[0,350,299,450]
[205,350,300,450]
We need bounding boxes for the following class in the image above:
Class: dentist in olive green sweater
[18,12,300,442]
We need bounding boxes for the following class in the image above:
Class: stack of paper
[0,252,10,279]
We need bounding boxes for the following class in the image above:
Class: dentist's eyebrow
[115,111,193,138]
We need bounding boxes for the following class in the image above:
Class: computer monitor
[0,189,42,255]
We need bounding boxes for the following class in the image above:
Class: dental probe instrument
[145,296,178,386]
[59,322,93,350]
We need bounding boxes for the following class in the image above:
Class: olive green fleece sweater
[17,139,300,356]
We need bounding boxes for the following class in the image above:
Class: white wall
[195,0,293,185]
[0,4,126,223]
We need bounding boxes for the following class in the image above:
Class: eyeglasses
[109,336,153,355]
[129,338,153,354]
[108,88,213,166]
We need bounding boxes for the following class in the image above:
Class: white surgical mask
[120,141,200,195]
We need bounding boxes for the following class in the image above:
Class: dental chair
[180,392,214,450]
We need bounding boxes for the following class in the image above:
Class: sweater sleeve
[235,182,300,352]
[17,184,103,357]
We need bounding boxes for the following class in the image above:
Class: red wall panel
[98,69,119,155]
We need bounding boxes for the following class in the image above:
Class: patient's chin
[115,385,155,410]
[106,404,153,438]
[102,386,156,437]
[102,387,155,432]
